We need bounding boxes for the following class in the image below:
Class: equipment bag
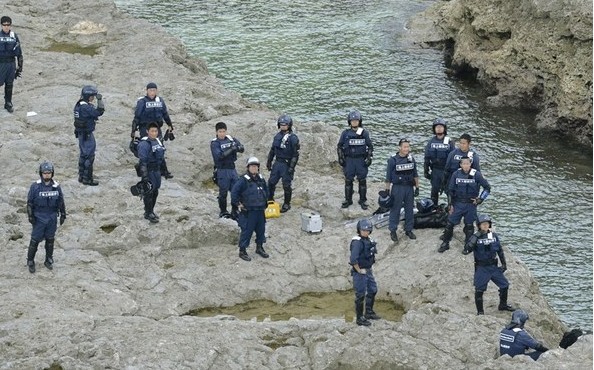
[265,201,281,219]
[414,204,448,229]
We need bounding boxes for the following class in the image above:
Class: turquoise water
[115,0,592,331]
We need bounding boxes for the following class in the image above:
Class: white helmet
[246,157,260,167]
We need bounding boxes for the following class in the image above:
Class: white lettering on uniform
[395,163,414,171]
[456,178,475,184]
[0,37,16,42]
[499,333,516,343]
[145,101,163,108]
[39,191,59,197]
[431,143,450,149]
[221,142,232,149]
[348,139,365,146]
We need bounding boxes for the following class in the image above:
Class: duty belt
[346,153,367,158]
[475,259,497,266]
[454,198,474,203]
[275,157,291,164]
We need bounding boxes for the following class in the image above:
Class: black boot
[78,158,85,183]
[143,194,158,223]
[161,160,173,179]
[463,224,475,244]
[44,238,54,270]
[430,188,439,208]
[268,181,276,203]
[83,159,99,186]
[256,244,269,258]
[358,179,368,210]
[355,296,371,326]
[498,288,514,311]
[281,186,292,213]
[341,180,354,208]
[27,239,39,273]
[365,293,381,320]
[438,222,454,253]
[390,230,399,243]
[218,197,231,218]
[230,204,239,221]
[151,189,160,220]
[4,83,13,113]
[239,249,251,261]
[475,291,484,315]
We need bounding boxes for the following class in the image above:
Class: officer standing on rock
[463,214,513,315]
[137,122,165,223]
[441,133,480,194]
[211,121,244,219]
[232,157,270,261]
[26,161,66,273]
[349,219,381,326]
[266,114,300,213]
[73,85,104,186]
[439,156,490,253]
[131,82,174,179]
[0,16,23,113]
[385,138,419,243]
[337,110,373,210]
[424,118,455,205]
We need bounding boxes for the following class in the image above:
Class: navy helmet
[432,118,447,135]
[80,85,98,101]
[357,218,373,234]
[506,309,529,329]
[347,110,363,127]
[416,198,435,214]
[277,114,293,130]
[39,161,54,177]
[378,190,393,208]
[477,214,492,228]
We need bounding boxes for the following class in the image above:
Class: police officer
[439,156,490,252]
[424,118,455,205]
[463,214,514,315]
[138,122,165,223]
[499,310,549,360]
[211,121,245,218]
[0,16,22,113]
[231,157,270,261]
[266,114,300,213]
[131,82,174,179]
[73,85,104,186]
[26,161,66,273]
[441,133,480,193]
[349,219,380,326]
[385,138,419,243]
[337,110,373,210]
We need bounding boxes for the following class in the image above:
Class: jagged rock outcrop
[407,0,593,146]
[0,0,591,369]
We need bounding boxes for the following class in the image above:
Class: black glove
[424,162,431,180]
[424,171,431,180]
[139,164,149,183]
[96,93,102,100]
[28,214,35,225]
[60,214,66,226]
[266,161,272,172]
[15,69,22,79]
[462,245,472,255]
[288,167,295,177]
[27,205,34,225]
[414,187,419,197]
[475,198,484,205]
[364,156,372,167]
[500,264,507,273]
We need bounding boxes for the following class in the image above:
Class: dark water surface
[115,0,592,331]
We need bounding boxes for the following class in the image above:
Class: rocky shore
[407,0,593,146]
[0,0,591,369]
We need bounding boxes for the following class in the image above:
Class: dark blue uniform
[466,231,509,292]
[386,153,418,234]
[447,168,490,225]
[350,235,379,323]
[0,28,22,108]
[138,137,165,217]
[73,100,104,183]
[442,148,480,191]
[266,131,299,204]
[133,96,172,138]
[211,135,243,215]
[27,179,65,265]
[500,328,545,360]
[231,173,269,253]
[424,135,454,204]
[338,127,373,207]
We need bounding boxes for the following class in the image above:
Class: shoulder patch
[36,179,42,184]
[243,174,250,180]
[141,136,149,141]
[356,128,364,136]
[155,97,161,102]
[226,135,234,142]
[352,236,362,241]
[444,136,450,144]
[468,151,474,158]
[469,169,477,176]
[52,181,60,187]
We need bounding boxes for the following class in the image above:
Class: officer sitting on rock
[211,121,245,219]
[349,219,381,326]
[137,122,165,223]
[499,309,549,360]
[266,114,300,213]
[231,157,270,261]
[463,214,513,315]
[26,161,66,273]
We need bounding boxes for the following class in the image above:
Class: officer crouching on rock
[26,161,66,273]
[349,219,381,326]
[463,214,513,315]
[137,122,165,223]
[73,85,104,186]
[231,157,270,261]
[499,309,549,360]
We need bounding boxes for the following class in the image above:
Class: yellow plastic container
[265,201,281,219]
